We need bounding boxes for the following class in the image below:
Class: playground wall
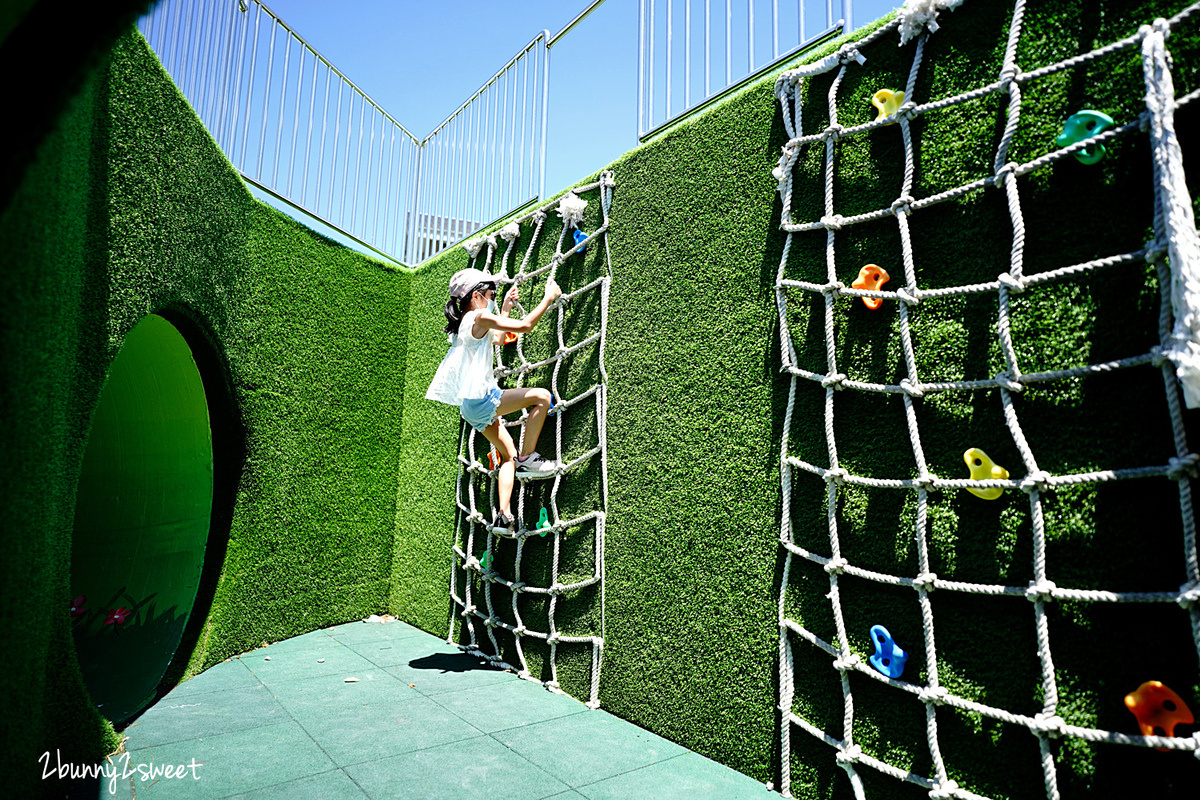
[2,1,1198,798]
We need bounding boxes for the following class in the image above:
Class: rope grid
[447,172,614,709]
[772,3,1200,798]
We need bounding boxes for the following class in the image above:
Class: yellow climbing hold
[963,448,1008,500]
[872,89,905,124]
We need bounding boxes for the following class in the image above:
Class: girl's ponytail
[443,295,468,335]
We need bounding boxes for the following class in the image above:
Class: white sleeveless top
[425,310,500,405]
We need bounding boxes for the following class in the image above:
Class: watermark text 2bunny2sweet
[40,749,202,793]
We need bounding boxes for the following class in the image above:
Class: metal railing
[138,0,854,264]
[638,0,851,140]
[414,33,549,264]
[140,0,422,263]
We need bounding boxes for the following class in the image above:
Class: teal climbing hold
[537,507,552,537]
[1056,110,1115,165]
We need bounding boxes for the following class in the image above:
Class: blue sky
[253,0,899,197]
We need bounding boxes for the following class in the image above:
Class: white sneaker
[513,451,560,478]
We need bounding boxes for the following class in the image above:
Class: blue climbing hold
[1056,110,1115,165]
[573,228,587,254]
[868,624,908,679]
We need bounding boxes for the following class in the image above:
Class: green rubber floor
[98,620,770,800]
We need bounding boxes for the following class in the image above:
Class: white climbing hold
[345,677,359,683]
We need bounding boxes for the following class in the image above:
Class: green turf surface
[1,28,409,798]
[3,1,1200,798]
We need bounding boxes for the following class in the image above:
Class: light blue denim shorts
[461,387,503,433]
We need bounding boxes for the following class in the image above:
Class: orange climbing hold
[1124,681,1194,749]
[502,331,518,344]
[852,265,890,309]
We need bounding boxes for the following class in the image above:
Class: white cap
[448,268,497,299]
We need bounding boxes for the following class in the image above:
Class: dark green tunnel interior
[69,313,214,725]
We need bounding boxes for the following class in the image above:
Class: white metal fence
[139,0,423,262]
[139,0,854,264]
[639,0,852,139]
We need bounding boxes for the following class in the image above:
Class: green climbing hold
[537,508,552,536]
[480,551,491,570]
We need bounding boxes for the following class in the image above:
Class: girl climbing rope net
[426,267,564,534]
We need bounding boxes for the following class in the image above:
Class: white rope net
[448,172,614,709]
[772,2,1200,798]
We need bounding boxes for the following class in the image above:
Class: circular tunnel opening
[70,313,217,725]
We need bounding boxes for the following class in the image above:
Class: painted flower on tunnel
[70,596,87,617]
[105,607,133,625]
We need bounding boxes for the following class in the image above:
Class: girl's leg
[496,387,552,456]
[481,418,518,516]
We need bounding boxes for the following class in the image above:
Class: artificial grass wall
[1,27,410,798]
[395,1,1200,798]
[4,1,1200,799]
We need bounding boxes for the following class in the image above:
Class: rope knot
[899,101,919,121]
[993,162,1016,188]
[1144,239,1169,262]
[832,653,861,672]
[549,254,563,269]
[1025,579,1057,603]
[1167,453,1199,481]
[1152,17,1171,36]
[823,467,850,485]
[997,272,1026,293]
[1150,346,1169,368]
[835,744,862,765]
[510,582,526,594]
[899,379,925,398]
[837,44,866,65]
[461,604,476,617]
[896,286,921,306]
[913,473,936,490]
[999,66,1019,86]
[821,280,846,297]
[891,194,916,216]
[913,572,938,593]
[823,556,849,575]
[545,680,561,690]
[1019,470,1053,494]
[1032,712,1067,738]
[993,371,1025,392]
[820,373,847,390]
[823,123,846,142]
[513,624,527,636]
[485,234,497,249]
[929,780,960,799]
[820,214,845,231]
[600,172,616,187]
[484,615,499,629]
[547,633,562,645]
[1176,581,1200,610]
[918,686,948,705]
